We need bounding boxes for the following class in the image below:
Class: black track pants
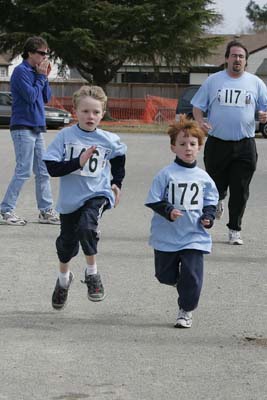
[204,136,257,231]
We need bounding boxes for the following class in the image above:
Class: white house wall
[247,48,267,74]
[6,47,267,85]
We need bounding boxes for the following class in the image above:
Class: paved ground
[0,129,266,400]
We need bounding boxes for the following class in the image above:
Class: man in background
[191,40,267,245]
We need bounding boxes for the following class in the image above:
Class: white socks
[59,271,70,288]
[85,264,97,276]
[58,264,97,288]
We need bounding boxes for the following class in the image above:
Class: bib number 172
[168,181,203,210]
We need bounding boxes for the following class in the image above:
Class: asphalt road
[0,129,266,400]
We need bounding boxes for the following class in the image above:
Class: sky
[212,0,267,33]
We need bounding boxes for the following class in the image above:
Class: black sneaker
[81,273,105,302]
[52,272,74,310]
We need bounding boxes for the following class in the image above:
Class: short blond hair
[168,114,205,146]
[72,85,107,111]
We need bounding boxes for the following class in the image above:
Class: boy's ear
[102,110,106,119]
[170,144,176,154]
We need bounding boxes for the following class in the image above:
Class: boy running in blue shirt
[43,86,127,309]
[145,115,218,328]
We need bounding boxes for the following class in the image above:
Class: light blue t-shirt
[146,162,219,253]
[44,124,127,214]
[191,70,267,141]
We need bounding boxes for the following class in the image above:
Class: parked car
[176,85,267,138]
[0,91,72,129]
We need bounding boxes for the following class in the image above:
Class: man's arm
[192,107,211,133]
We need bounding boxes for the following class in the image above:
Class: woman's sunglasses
[34,50,49,56]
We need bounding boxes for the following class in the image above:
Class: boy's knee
[56,236,79,263]
[78,227,99,256]
[78,226,96,241]
[155,270,178,286]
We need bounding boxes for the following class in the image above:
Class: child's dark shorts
[154,248,203,286]
[56,196,108,263]
[154,248,204,311]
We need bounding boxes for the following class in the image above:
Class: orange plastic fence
[108,98,146,120]
[48,96,74,114]
[48,95,177,124]
[143,95,177,123]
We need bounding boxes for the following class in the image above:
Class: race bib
[218,88,247,107]
[64,144,110,177]
[168,180,203,211]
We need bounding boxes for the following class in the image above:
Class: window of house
[0,67,7,77]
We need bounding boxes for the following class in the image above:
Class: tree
[246,0,267,31]
[0,0,223,88]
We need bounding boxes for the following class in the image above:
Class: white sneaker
[1,211,27,226]
[229,229,243,245]
[174,309,193,328]
[39,208,60,225]
[215,200,224,220]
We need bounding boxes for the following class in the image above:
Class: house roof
[197,31,267,67]
[256,58,267,75]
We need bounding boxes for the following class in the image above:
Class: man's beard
[233,63,242,72]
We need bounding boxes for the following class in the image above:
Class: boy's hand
[258,110,267,123]
[170,208,183,221]
[200,218,213,229]
[79,146,97,167]
[111,184,121,207]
